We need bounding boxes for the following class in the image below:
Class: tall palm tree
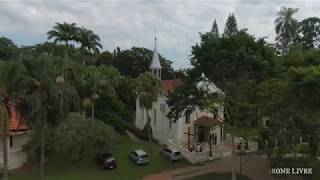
[136,72,161,153]
[47,22,79,81]
[11,55,78,180]
[76,28,102,118]
[275,7,299,53]
[77,27,102,55]
[47,22,78,46]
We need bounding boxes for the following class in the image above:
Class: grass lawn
[187,172,251,180]
[10,136,190,180]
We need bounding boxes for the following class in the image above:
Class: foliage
[47,22,78,46]
[136,72,161,111]
[0,37,18,61]
[112,47,175,79]
[223,13,238,37]
[190,29,275,126]
[77,27,102,54]
[297,17,320,49]
[56,112,119,162]
[136,72,161,152]
[211,19,219,36]
[274,7,299,53]
[167,71,221,122]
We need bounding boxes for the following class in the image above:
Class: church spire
[150,32,162,79]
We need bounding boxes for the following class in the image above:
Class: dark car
[128,149,149,165]
[160,147,182,161]
[95,153,117,169]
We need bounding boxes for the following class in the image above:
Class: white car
[160,147,182,161]
[128,149,149,165]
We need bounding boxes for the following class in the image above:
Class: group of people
[188,143,203,152]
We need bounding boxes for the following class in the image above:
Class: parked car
[128,149,149,165]
[160,147,182,161]
[95,153,117,169]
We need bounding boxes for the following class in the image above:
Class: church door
[198,126,210,143]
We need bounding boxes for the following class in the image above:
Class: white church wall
[135,93,225,148]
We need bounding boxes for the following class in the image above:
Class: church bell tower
[150,35,162,79]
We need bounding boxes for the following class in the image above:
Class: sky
[0,0,319,69]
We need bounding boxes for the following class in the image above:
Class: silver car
[128,149,149,165]
[160,148,182,161]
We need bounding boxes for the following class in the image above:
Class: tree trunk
[1,103,8,180]
[91,104,95,126]
[40,112,47,180]
[232,135,237,180]
[146,109,153,154]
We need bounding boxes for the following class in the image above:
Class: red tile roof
[195,115,223,127]
[6,101,29,132]
[161,79,183,95]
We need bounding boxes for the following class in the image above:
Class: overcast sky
[0,0,319,69]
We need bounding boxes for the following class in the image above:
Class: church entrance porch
[167,115,228,163]
[191,115,223,153]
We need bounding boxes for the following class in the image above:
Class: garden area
[10,136,190,180]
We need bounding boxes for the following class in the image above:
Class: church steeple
[150,33,162,79]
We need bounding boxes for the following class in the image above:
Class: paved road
[143,153,302,180]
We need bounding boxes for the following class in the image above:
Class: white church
[135,37,226,163]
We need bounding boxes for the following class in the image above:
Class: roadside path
[143,153,300,180]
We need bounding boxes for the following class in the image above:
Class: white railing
[0,147,27,169]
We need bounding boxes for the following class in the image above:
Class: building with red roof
[0,100,29,169]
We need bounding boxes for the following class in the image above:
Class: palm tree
[11,55,78,180]
[77,27,102,55]
[275,7,299,53]
[47,22,78,46]
[76,28,102,118]
[47,22,78,81]
[136,72,161,153]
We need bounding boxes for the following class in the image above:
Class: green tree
[112,47,175,79]
[275,7,299,53]
[187,26,275,180]
[47,22,79,81]
[211,19,219,36]
[224,13,238,37]
[0,37,18,61]
[297,17,320,49]
[11,55,79,180]
[96,50,113,66]
[77,27,102,55]
[56,112,119,162]
[136,72,161,153]
[47,22,78,46]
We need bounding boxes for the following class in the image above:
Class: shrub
[297,143,309,154]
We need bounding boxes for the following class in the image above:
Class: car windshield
[174,152,181,156]
[141,154,148,158]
